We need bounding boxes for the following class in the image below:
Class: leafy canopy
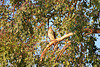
[0,0,100,67]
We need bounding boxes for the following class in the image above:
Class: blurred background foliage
[0,0,100,67]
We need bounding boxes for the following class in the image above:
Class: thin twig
[55,41,71,62]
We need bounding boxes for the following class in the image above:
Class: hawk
[48,27,56,41]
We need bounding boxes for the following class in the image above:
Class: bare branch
[40,32,74,61]
[55,41,71,62]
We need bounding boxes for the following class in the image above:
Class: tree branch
[55,41,71,62]
[40,32,74,61]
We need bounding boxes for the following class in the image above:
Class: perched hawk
[48,27,56,41]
